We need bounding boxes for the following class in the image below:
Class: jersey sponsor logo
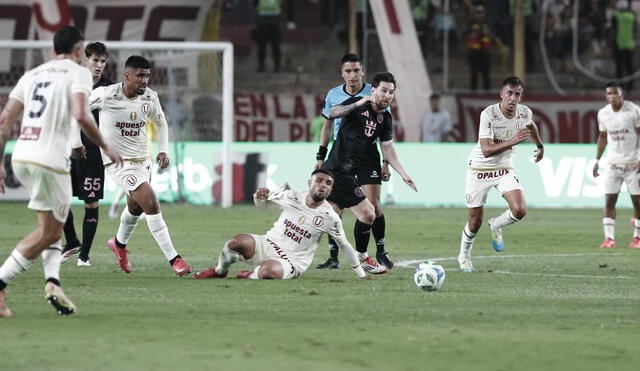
[476,169,510,180]
[116,120,146,137]
[364,119,377,137]
[126,175,138,187]
[313,216,324,227]
[283,218,312,243]
[18,126,41,141]
[141,103,151,114]
[267,239,291,261]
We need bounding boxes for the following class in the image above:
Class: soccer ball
[414,260,446,291]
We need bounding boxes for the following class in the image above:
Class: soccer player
[315,53,393,270]
[0,26,122,318]
[458,76,544,272]
[322,72,417,274]
[592,82,640,249]
[92,55,191,276]
[193,169,371,280]
[61,42,114,266]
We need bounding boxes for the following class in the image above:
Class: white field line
[396,253,631,279]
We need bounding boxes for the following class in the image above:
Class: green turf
[0,203,638,371]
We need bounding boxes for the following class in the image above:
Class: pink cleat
[171,257,191,276]
[107,237,132,273]
[629,237,640,249]
[599,238,616,249]
[193,268,227,279]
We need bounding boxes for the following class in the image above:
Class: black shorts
[71,150,105,202]
[356,152,382,186]
[326,171,367,210]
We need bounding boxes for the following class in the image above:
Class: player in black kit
[61,42,113,266]
[322,72,417,274]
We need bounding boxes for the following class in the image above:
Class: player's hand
[156,152,170,169]
[356,96,374,107]
[254,187,270,200]
[533,147,544,163]
[0,164,6,194]
[315,160,324,170]
[511,128,531,145]
[402,175,417,192]
[381,163,391,181]
[593,162,600,178]
[103,146,123,168]
[71,146,86,159]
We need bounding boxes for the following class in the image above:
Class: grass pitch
[0,203,638,371]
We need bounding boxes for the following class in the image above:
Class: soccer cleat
[376,252,394,270]
[457,256,476,272]
[193,268,227,279]
[360,256,388,274]
[61,245,81,263]
[629,237,640,249]
[77,259,91,267]
[488,218,504,252]
[599,238,616,249]
[316,257,340,269]
[171,257,191,276]
[107,237,132,273]
[0,290,11,318]
[44,282,76,316]
[236,270,253,279]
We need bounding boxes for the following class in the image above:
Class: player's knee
[40,230,62,246]
[257,264,283,279]
[372,203,383,217]
[361,211,375,225]
[468,219,482,232]
[512,206,527,220]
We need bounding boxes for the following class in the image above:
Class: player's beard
[311,192,326,202]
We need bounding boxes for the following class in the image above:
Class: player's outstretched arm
[326,96,373,119]
[380,141,417,192]
[253,186,283,211]
[328,225,369,279]
[0,98,23,193]
[71,92,122,167]
[528,122,544,162]
[593,131,608,177]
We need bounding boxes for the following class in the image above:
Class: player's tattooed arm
[326,96,373,119]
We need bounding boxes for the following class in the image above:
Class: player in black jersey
[322,72,417,274]
[61,42,113,266]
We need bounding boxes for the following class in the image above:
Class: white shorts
[465,168,523,208]
[12,161,71,223]
[604,164,640,195]
[106,159,152,195]
[243,234,300,279]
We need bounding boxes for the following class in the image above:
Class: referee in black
[61,42,113,266]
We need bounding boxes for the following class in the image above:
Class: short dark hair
[53,26,84,55]
[430,93,440,100]
[125,55,151,69]
[311,168,334,179]
[605,81,622,90]
[502,76,524,88]
[85,42,108,58]
[340,53,361,66]
[371,72,396,89]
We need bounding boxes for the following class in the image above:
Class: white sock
[145,212,178,261]
[357,252,368,262]
[116,207,140,245]
[215,242,240,275]
[603,217,615,240]
[249,266,260,279]
[633,218,640,238]
[492,209,520,230]
[42,241,62,283]
[459,223,477,258]
[0,249,34,286]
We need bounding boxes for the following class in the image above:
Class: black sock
[354,220,373,253]
[328,236,339,260]
[63,210,80,247]
[46,278,60,286]
[115,238,127,249]
[0,279,6,291]
[80,207,99,261]
[169,255,182,266]
[372,214,386,254]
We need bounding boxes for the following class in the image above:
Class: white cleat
[457,256,476,272]
[488,218,504,252]
[44,282,77,316]
[360,256,388,274]
[77,259,91,267]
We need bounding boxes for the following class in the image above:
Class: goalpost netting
[0,41,234,208]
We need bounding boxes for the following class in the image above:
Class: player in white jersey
[0,26,122,318]
[592,82,640,249]
[91,55,191,276]
[193,169,371,280]
[458,76,544,272]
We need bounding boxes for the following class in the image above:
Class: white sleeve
[327,218,366,278]
[72,67,92,96]
[8,72,28,103]
[253,189,288,211]
[89,87,105,111]
[478,110,492,139]
[597,110,606,132]
[151,93,169,153]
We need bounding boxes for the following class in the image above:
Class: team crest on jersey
[377,113,383,123]
[313,216,324,227]
[142,103,151,114]
[516,121,526,130]
[126,175,137,187]
[130,112,137,120]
